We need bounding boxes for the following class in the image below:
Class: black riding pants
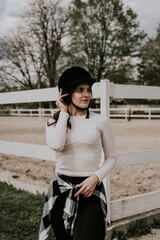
[51,175,106,240]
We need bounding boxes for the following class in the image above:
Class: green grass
[0,181,55,240]
[112,218,160,240]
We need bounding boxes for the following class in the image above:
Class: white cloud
[1,15,18,32]
[0,0,28,36]
[5,0,23,13]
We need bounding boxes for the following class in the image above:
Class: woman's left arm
[94,117,117,183]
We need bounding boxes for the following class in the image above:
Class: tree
[22,0,69,87]
[138,24,160,86]
[0,0,69,91]
[68,0,146,83]
[1,33,44,90]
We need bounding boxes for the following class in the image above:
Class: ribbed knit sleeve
[46,111,69,151]
[94,117,117,182]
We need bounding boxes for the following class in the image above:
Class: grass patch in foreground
[0,181,55,240]
[112,218,160,240]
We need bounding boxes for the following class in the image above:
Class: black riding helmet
[58,66,96,118]
[58,66,96,95]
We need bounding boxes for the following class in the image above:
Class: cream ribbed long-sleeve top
[46,111,117,182]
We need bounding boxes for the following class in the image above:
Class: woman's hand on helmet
[56,89,68,112]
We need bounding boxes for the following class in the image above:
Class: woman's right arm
[46,89,69,151]
[46,111,69,151]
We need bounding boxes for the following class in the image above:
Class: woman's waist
[56,172,103,191]
[58,173,88,185]
[55,163,100,179]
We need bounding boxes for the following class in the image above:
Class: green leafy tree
[138,24,160,86]
[68,0,146,83]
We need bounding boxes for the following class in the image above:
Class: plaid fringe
[38,173,107,240]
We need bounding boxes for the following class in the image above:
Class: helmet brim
[67,78,96,88]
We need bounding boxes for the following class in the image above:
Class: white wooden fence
[0,80,160,225]
[1,107,160,119]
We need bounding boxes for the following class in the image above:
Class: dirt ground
[0,116,160,200]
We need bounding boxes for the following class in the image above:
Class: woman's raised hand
[56,89,68,112]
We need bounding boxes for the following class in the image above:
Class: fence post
[149,108,151,120]
[100,79,111,225]
[125,108,127,120]
[38,107,42,120]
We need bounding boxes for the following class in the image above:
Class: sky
[0,0,160,38]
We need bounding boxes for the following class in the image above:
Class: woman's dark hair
[47,110,72,128]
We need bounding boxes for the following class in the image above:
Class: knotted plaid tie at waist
[38,172,107,240]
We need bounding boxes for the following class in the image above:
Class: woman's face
[71,82,92,108]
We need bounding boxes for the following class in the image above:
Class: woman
[39,66,117,240]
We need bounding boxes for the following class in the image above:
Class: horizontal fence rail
[0,107,159,119]
[0,83,100,104]
[0,141,160,167]
[1,83,160,105]
[111,190,160,221]
[0,88,59,104]
[110,83,160,100]
[0,141,56,161]
[110,108,160,119]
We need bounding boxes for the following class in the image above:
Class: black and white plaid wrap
[38,172,107,240]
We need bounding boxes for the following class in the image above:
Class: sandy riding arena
[0,116,160,200]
